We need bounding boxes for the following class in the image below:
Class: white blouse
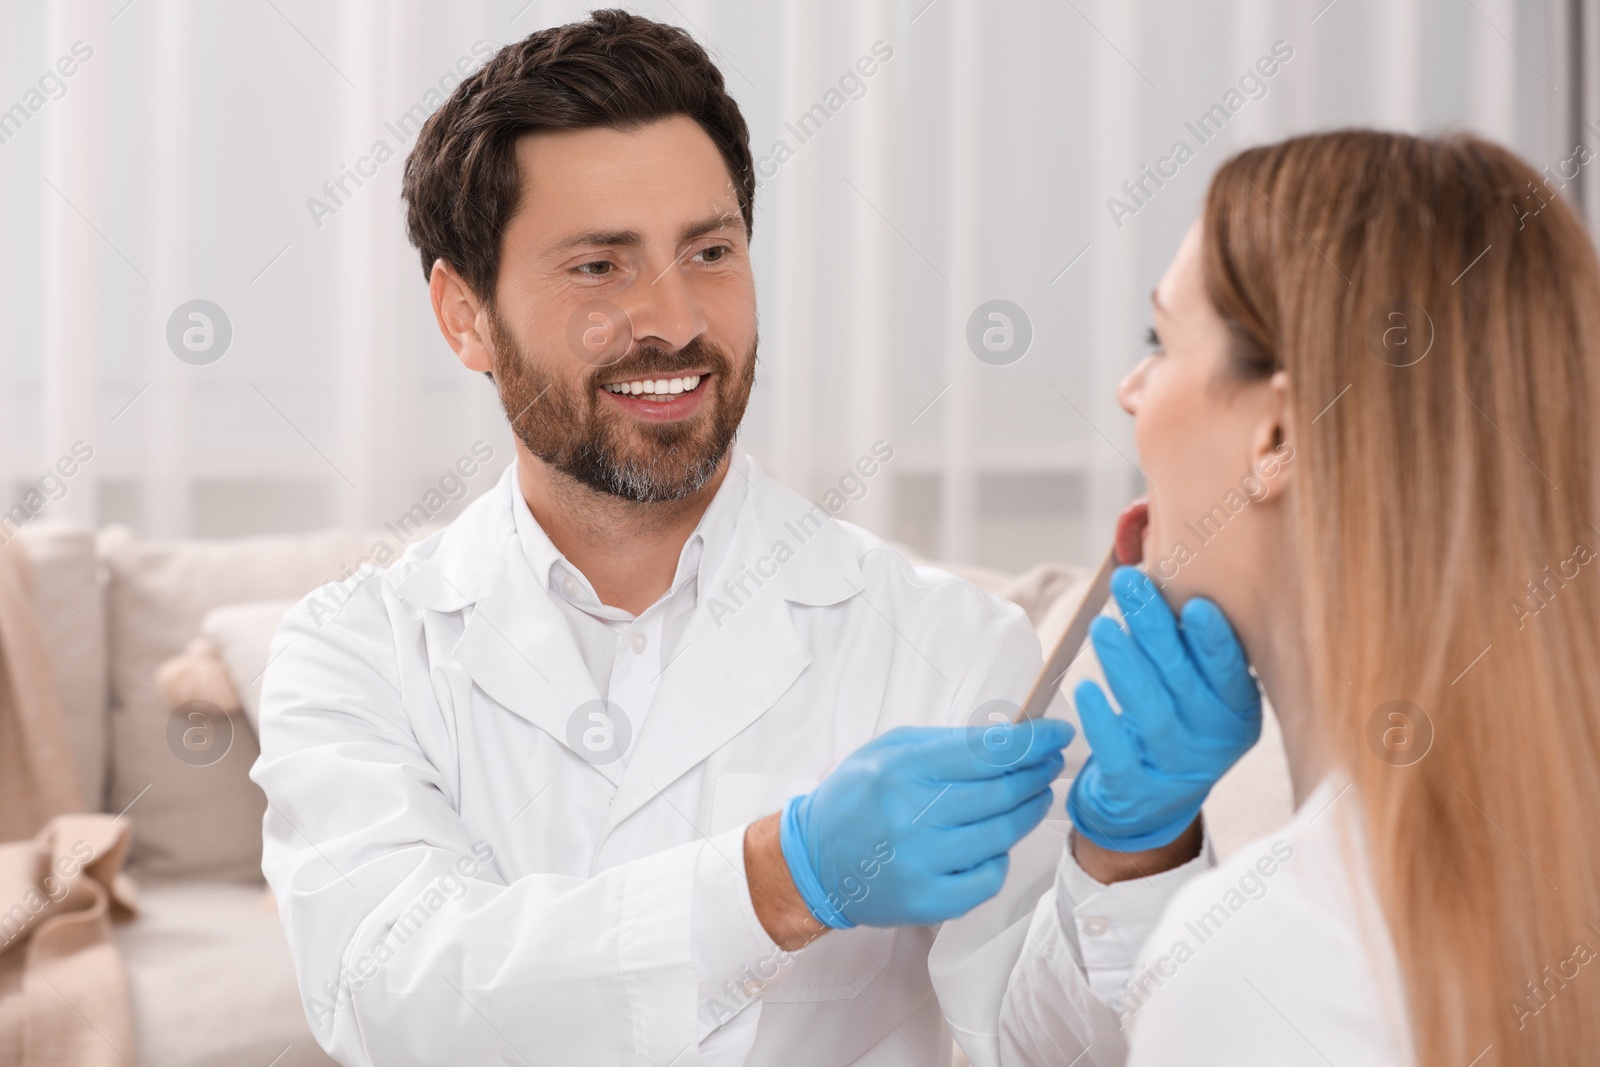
[993,776,1415,1066]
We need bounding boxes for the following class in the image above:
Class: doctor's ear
[429,259,496,375]
[1246,369,1295,502]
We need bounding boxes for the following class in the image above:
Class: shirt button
[1081,915,1110,937]
[630,631,648,653]
[561,575,579,598]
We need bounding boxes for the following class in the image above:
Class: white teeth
[602,374,703,397]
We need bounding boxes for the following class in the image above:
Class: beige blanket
[0,539,139,1066]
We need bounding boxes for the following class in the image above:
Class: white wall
[0,0,1588,569]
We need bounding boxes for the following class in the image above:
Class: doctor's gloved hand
[1067,567,1262,853]
[780,719,1073,930]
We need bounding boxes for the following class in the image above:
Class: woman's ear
[429,259,496,374]
[1247,369,1295,502]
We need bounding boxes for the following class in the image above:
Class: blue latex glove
[1067,567,1262,851]
[781,719,1073,929]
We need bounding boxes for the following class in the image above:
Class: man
[252,11,1253,1066]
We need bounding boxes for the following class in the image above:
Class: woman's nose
[1117,357,1149,416]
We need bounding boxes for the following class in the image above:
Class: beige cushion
[888,541,1082,630]
[201,600,297,737]
[11,523,108,812]
[114,879,338,1067]
[100,526,388,882]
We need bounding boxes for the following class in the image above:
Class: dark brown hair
[401,8,755,302]
[1204,131,1600,1067]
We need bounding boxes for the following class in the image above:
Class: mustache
[592,337,730,385]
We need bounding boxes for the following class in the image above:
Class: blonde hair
[1202,130,1600,1066]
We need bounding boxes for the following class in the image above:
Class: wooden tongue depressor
[1014,545,1119,722]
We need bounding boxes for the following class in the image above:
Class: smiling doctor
[251,11,1252,1067]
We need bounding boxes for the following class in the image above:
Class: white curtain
[0,0,1588,570]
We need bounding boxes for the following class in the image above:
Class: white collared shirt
[508,457,746,757]
[509,459,777,1063]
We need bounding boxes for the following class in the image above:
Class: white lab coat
[251,456,1099,1066]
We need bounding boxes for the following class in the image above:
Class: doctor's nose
[620,263,708,354]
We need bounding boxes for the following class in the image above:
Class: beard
[487,307,757,503]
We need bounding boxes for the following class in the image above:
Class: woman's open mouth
[1115,496,1150,565]
[598,372,711,420]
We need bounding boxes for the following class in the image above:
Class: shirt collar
[508,452,751,613]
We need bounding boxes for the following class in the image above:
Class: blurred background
[1,0,1594,572]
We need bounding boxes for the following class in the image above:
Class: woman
[999,131,1600,1066]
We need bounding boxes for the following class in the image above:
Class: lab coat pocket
[709,771,895,1001]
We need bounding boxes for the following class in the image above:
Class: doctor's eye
[575,260,615,277]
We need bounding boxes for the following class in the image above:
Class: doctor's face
[485,115,758,502]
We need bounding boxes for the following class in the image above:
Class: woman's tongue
[1115,496,1149,565]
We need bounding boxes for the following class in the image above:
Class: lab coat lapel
[602,459,867,833]
[409,457,866,819]
[602,508,809,831]
[451,525,622,786]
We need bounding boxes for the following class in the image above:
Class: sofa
[10,518,1292,1067]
